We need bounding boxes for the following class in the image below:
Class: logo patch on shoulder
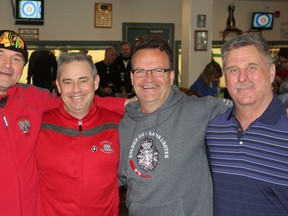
[100,140,114,154]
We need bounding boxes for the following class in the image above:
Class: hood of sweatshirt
[124,85,185,122]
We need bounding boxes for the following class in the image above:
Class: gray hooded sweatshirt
[119,85,229,216]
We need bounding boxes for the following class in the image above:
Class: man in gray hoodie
[118,35,230,216]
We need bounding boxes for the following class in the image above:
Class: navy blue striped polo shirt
[206,95,288,216]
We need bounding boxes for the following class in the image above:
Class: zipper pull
[78,120,82,132]
[2,109,8,128]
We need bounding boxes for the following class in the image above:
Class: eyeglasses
[131,68,171,78]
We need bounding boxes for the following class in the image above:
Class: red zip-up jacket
[0,84,125,216]
[36,100,122,216]
[0,84,59,216]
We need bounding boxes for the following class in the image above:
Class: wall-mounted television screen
[251,12,274,30]
[15,0,44,25]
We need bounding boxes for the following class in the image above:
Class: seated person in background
[95,47,117,97]
[189,60,222,97]
[36,53,123,216]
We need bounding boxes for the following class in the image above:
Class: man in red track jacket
[0,30,125,216]
[36,52,122,215]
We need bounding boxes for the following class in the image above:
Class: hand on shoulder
[125,96,138,106]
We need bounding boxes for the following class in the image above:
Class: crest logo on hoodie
[129,132,169,178]
[137,137,159,172]
[136,137,159,172]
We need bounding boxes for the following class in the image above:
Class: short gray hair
[57,52,97,80]
[221,33,272,70]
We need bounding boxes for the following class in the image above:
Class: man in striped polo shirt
[206,33,288,216]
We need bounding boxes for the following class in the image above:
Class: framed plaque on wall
[94,3,112,28]
[197,15,206,28]
[194,30,208,51]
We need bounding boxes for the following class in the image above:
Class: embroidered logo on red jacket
[100,140,114,154]
[18,119,31,136]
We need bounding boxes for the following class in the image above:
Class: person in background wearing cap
[0,30,127,215]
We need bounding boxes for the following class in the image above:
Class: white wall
[1,0,287,41]
[181,0,214,88]
[0,0,183,41]
[213,0,288,41]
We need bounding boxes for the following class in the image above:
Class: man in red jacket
[36,52,122,216]
[0,30,126,216]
